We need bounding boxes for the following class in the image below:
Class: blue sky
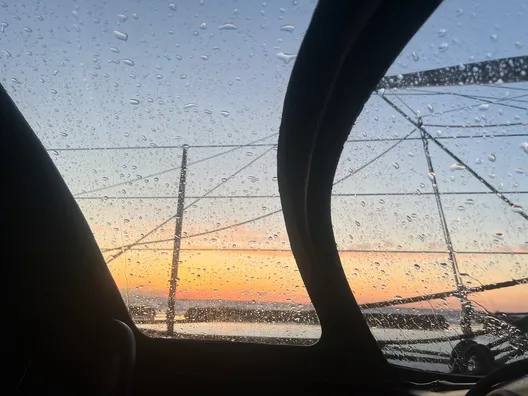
[1,0,527,315]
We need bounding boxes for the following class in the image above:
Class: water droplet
[118,14,128,22]
[129,98,140,105]
[110,47,120,54]
[11,77,21,84]
[490,33,498,42]
[168,3,177,11]
[520,142,528,154]
[493,232,504,241]
[412,51,419,62]
[427,104,434,113]
[0,2,7,8]
[280,24,295,32]
[479,104,489,111]
[123,59,135,66]
[23,27,32,33]
[464,199,474,205]
[414,264,421,270]
[199,22,207,29]
[511,205,523,213]
[488,153,496,162]
[155,74,163,79]
[438,29,447,37]
[457,206,466,212]
[183,103,198,109]
[450,163,465,171]
[408,152,415,157]
[219,22,237,30]
[113,30,128,41]
[132,13,139,20]
[392,162,400,169]
[438,42,448,52]
[180,74,187,79]
[428,172,436,181]
[276,52,297,64]
[220,110,230,117]
[514,168,525,174]
[200,54,209,60]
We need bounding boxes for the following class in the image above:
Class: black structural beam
[379,55,528,89]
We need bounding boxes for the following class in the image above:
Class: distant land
[123,293,465,325]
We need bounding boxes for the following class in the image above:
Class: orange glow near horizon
[107,245,528,312]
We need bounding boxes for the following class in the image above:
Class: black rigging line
[480,84,528,93]
[103,129,415,253]
[420,92,528,119]
[74,133,278,197]
[401,88,528,111]
[76,190,528,200]
[47,143,278,151]
[380,94,528,221]
[46,131,528,154]
[333,129,416,186]
[419,127,463,289]
[423,122,528,128]
[100,247,528,255]
[385,91,528,105]
[104,148,274,260]
[391,90,418,116]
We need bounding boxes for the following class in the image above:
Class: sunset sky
[1,0,527,318]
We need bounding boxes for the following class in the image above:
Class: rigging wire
[103,130,417,253]
[74,133,278,197]
[104,147,274,261]
[380,94,528,221]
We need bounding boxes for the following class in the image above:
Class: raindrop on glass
[438,42,448,52]
[450,163,465,171]
[219,23,237,30]
[280,24,295,33]
[511,205,523,213]
[113,30,128,41]
[493,232,504,241]
[276,52,297,64]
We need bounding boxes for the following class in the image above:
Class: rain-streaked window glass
[333,1,528,373]
[1,0,321,344]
